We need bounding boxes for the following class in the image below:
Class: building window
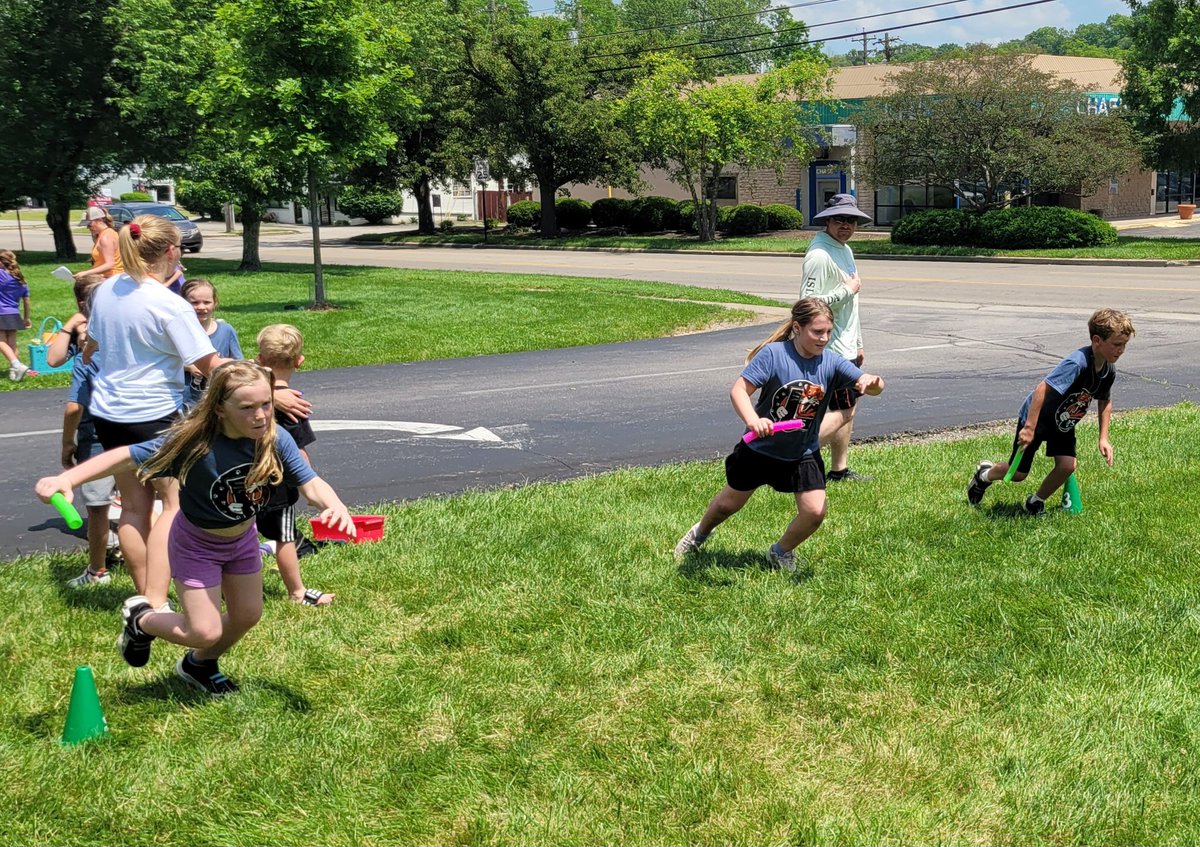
[874,180,955,225]
[1156,170,1196,215]
[715,176,737,200]
[451,181,473,198]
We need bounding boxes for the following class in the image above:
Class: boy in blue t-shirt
[967,308,1135,514]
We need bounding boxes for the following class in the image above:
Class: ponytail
[746,297,833,363]
[118,215,179,282]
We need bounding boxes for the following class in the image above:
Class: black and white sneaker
[1024,495,1046,516]
[826,467,874,483]
[117,595,156,667]
[966,461,995,505]
[175,651,240,698]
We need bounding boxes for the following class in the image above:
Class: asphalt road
[3,230,1198,555]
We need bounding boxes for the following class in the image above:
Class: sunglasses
[828,215,860,224]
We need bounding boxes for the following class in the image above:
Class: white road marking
[0,428,60,440]
[458,364,741,396]
[311,419,503,442]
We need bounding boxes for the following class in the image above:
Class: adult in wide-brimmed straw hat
[76,206,124,280]
[800,192,873,482]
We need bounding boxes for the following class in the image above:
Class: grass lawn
[351,230,1200,261]
[3,406,1199,844]
[3,253,777,392]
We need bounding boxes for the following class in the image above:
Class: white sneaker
[66,568,111,588]
[673,523,705,559]
[767,545,798,573]
[8,361,28,382]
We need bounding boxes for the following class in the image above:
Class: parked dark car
[88,202,203,253]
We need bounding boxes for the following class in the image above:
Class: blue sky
[797,0,1130,53]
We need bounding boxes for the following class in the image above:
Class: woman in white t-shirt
[85,215,224,608]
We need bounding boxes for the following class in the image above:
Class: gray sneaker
[67,568,111,588]
[767,544,798,573]
[674,523,706,559]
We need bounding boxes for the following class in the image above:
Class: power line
[592,0,1058,73]
[585,0,980,61]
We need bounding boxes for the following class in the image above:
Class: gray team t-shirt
[129,428,316,529]
[740,341,863,461]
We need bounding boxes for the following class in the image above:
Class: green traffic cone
[61,665,108,745]
[1061,472,1083,514]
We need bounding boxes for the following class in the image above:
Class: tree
[111,0,303,271]
[0,0,132,259]
[1121,0,1200,175]
[855,51,1140,210]
[622,54,832,241]
[456,8,641,236]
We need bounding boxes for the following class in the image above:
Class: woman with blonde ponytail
[36,361,354,696]
[83,215,226,609]
[673,297,886,574]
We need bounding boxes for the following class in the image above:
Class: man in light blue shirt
[800,193,873,482]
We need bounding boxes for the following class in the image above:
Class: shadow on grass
[48,559,127,611]
[677,548,814,585]
[984,502,1039,519]
[116,674,312,712]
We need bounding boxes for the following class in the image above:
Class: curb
[344,238,1200,268]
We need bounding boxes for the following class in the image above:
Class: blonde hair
[256,323,304,368]
[118,215,180,282]
[0,250,25,284]
[138,361,283,490]
[1089,308,1135,340]
[746,297,834,363]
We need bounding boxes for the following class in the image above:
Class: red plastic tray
[310,514,385,544]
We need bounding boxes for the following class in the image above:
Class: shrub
[629,196,682,233]
[590,197,632,228]
[976,205,1119,250]
[677,200,698,234]
[891,209,983,246]
[439,219,455,232]
[555,197,592,230]
[726,204,769,236]
[763,203,805,230]
[337,187,404,224]
[716,205,734,233]
[506,199,541,228]
[485,218,503,230]
[119,191,154,202]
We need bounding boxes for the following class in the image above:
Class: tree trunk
[239,209,262,272]
[308,164,327,307]
[535,169,558,237]
[45,198,78,261]
[413,176,435,235]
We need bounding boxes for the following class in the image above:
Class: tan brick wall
[1079,167,1156,218]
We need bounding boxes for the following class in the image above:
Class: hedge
[629,196,682,233]
[119,191,153,202]
[555,197,592,230]
[505,199,542,228]
[337,187,404,224]
[890,209,983,246]
[591,197,632,228]
[763,203,805,230]
[726,204,769,235]
[976,206,1119,249]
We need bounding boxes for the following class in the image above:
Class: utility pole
[860,29,869,65]
[872,32,900,63]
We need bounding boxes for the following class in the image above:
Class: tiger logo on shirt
[209,463,270,521]
[770,380,825,423]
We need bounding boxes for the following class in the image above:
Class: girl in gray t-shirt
[673,298,885,574]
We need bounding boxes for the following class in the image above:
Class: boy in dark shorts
[967,308,1135,514]
[254,324,334,605]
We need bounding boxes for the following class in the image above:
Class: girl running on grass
[36,361,355,697]
[674,297,885,573]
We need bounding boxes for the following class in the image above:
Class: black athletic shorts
[94,412,179,451]
[724,441,826,493]
[1009,419,1077,474]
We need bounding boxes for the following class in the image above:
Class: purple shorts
[168,513,262,589]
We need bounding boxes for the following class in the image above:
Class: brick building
[571,55,1195,225]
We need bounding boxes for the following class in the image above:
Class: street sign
[474,157,490,183]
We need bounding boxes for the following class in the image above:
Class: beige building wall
[1079,167,1156,218]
